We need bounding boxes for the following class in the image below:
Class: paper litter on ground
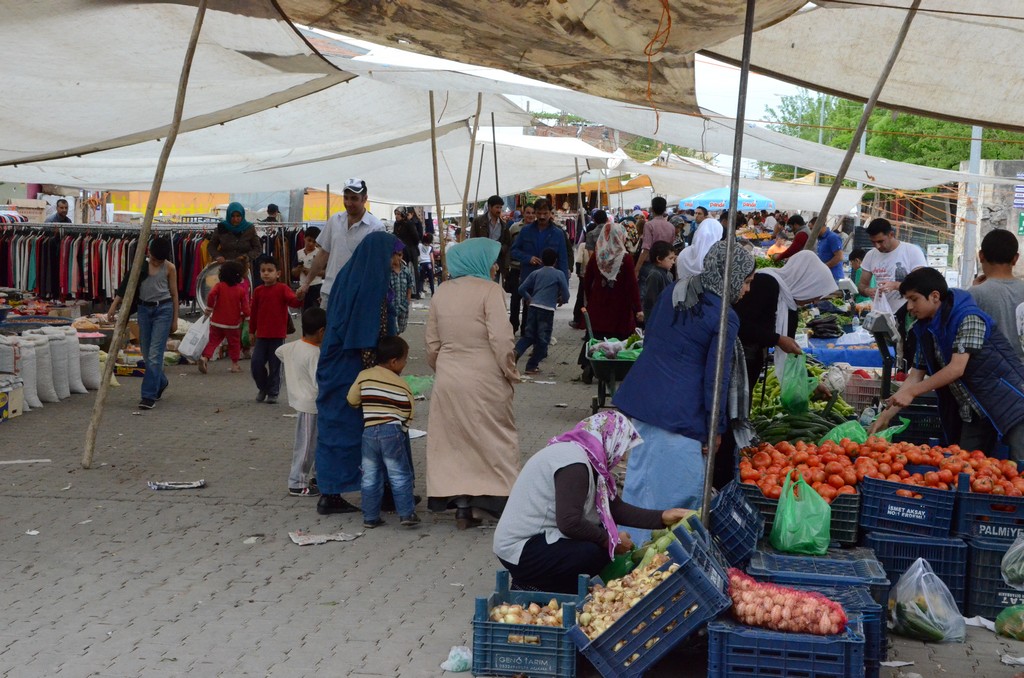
[147,479,206,490]
[0,459,52,465]
[965,615,996,631]
[554,403,569,408]
[533,380,556,385]
[1002,655,1024,666]
[409,428,427,440]
[880,661,914,667]
[282,413,298,418]
[289,530,361,546]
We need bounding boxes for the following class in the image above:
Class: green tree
[759,90,1024,180]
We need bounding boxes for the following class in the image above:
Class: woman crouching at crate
[492,412,693,594]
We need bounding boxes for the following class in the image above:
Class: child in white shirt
[275,307,326,496]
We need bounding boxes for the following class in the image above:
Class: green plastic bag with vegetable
[599,552,636,583]
[1001,533,1024,590]
[818,417,911,446]
[780,354,816,415]
[889,558,965,642]
[769,475,831,555]
[996,605,1024,640]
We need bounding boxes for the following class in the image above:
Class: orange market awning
[531,174,652,196]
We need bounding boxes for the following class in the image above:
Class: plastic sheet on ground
[288,530,361,546]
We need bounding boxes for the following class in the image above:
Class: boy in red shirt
[250,257,302,403]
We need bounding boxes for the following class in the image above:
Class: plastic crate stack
[472,570,587,678]
[710,481,764,568]
[956,471,1024,619]
[569,522,731,677]
[865,532,967,613]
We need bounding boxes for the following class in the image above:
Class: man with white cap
[299,178,384,310]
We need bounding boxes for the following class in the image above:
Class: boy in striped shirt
[347,336,420,528]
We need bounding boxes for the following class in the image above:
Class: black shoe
[138,399,156,410]
[363,518,386,529]
[289,486,320,497]
[455,507,482,531]
[317,494,359,515]
[266,395,278,404]
[256,390,267,403]
[400,513,421,527]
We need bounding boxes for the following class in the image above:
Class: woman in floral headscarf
[612,241,756,542]
[493,412,692,593]
[578,221,642,382]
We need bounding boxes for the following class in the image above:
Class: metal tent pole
[960,126,983,285]
[806,0,922,249]
[460,94,484,243]
[83,0,209,469]
[429,92,447,278]
[701,0,756,527]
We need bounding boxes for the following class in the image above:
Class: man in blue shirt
[816,218,845,281]
[510,198,569,285]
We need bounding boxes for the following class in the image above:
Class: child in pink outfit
[199,260,250,373]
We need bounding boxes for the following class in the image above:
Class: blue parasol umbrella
[678,187,775,212]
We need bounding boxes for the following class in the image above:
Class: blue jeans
[514,306,554,370]
[137,302,173,401]
[251,338,284,397]
[360,423,415,521]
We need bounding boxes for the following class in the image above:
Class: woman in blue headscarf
[315,231,401,514]
[209,201,262,266]
[426,238,520,529]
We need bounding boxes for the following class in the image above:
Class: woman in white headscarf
[676,218,724,278]
[733,250,839,388]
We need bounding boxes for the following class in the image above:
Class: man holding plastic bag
[870,268,1024,458]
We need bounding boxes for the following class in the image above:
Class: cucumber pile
[753,410,848,445]
[751,365,856,421]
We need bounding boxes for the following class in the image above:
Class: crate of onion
[738,440,861,545]
[568,521,731,678]
[472,570,588,678]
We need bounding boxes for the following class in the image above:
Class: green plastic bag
[996,605,1024,640]
[780,354,817,415]
[403,375,435,396]
[599,552,636,583]
[769,475,831,555]
[240,319,251,349]
[818,417,911,446]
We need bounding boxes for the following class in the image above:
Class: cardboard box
[48,305,82,319]
[128,321,139,342]
[927,254,949,268]
[0,392,8,422]
[927,243,950,256]
[6,386,23,418]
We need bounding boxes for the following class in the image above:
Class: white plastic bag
[177,316,210,361]
[836,327,874,346]
[440,646,472,672]
[1002,533,1024,591]
[863,289,900,339]
[889,558,965,642]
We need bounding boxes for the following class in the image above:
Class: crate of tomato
[738,440,860,545]
[954,451,1024,542]
[849,439,957,537]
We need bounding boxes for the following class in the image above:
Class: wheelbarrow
[581,309,637,415]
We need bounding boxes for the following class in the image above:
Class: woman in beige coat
[426,238,520,529]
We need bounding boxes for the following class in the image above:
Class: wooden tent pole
[325,184,330,219]
[429,92,447,279]
[459,94,483,244]
[491,112,499,196]
[806,0,922,249]
[83,0,209,469]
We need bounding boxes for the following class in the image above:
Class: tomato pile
[739,440,859,503]
[740,438,1024,501]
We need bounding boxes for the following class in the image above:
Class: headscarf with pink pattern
[548,412,644,558]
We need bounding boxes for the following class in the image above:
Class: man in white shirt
[299,178,384,310]
[858,217,927,311]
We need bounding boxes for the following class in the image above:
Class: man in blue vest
[510,198,569,288]
[872,267,1024,458]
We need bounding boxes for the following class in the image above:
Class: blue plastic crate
[472,570,588,678]
[955,472,1024,543]
[737,481,860,546]
[966,538,1024,621]
[858,475,954,538]
[712,481,765,568]
[864,532,967,612]
[747,550,890,607]
[707,618,865,678]
[569,525,731,677]
[790,586,885,677]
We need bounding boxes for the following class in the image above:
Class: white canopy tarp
[705,1,1024,132]
[616,160,865,215]
[328,36,1021,191]
[278,0,807,113]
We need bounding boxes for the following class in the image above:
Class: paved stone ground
[1,282,1022,677]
